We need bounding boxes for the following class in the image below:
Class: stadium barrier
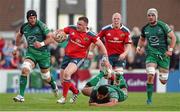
[0,69,179,93]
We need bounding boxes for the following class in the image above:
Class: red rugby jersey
[64,25,98,58]
[98,24,131,56]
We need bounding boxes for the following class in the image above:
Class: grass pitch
[0,92,180,111]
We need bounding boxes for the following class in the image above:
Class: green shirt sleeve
[109,87,119,100]
[158,20,172,34]
[37,20,50,36]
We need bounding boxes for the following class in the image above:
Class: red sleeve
[97,30,105,38]
[92,36,99,44]
[64,27,70,34]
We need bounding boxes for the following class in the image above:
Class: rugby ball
[53,30,67,43]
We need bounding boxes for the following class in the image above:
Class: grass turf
[0,92,180,111]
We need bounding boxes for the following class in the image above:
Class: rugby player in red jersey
[56,16,110,104]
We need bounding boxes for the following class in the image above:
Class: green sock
[49,76,56,90]
[19,75,27,97]
[146,83,154,101]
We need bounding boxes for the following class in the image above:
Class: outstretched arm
[89,98,119,107]
[34,32,55,48]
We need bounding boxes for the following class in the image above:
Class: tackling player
[89,84,128,107]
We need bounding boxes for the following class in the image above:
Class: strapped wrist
[88,51,93,55]
[40,41,45,47]
[168,48,173,52]
[101,55,108,62]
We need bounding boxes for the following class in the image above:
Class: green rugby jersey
[20,20,50,52]
[141,20,172,55]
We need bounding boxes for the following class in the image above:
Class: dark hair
[26,10,37,19]
[98,85,109,96]
[78,16,89,24]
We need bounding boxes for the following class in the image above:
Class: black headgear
[26,10,37,19]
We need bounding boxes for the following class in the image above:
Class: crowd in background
[0,26,180,71]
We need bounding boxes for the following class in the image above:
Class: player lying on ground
[89,84,128,107]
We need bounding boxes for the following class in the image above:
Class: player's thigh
[25,52,36,68]
[158,56,170,69]
[109,54,126,68]
[63,62,78,78]
[38,54,51,69]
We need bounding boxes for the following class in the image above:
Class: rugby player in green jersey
[89,84,128,107]
[136,8,176,104]
[13,10,58,102]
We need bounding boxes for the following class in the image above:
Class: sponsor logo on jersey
[149,36,159,46]
[75,39,81,43]
[70,39,85,48]
[145,32,149,34]
[113,37,119,41]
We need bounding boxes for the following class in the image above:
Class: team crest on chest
[84,37,89,41]
[120,33,125,37]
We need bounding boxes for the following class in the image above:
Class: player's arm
[89,98,118,107]
[166,31,176,56]
[136,36,146,54]
[44,32,56,45]
[87,43,96,59]
[95,39,108,57]
[33,32,55,48]
[119,43,131,60]
[13,30,23,56]
[15,30,23,46]
[95,39,112,77]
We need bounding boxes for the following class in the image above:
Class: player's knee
[63,71,71,80]
[114,67,124,75]
[41,71,51,80]
[22,61,32,75]
[146,67,156,75]
[159,72,168,85]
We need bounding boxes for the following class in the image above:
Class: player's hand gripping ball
[53,30,67,43]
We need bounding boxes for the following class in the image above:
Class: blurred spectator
[127,26,145,69]
[1,40,14,69]
[169,24,180,71]
[131,26,141,47]
[0,35,5,53]
[11,49,21,69]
